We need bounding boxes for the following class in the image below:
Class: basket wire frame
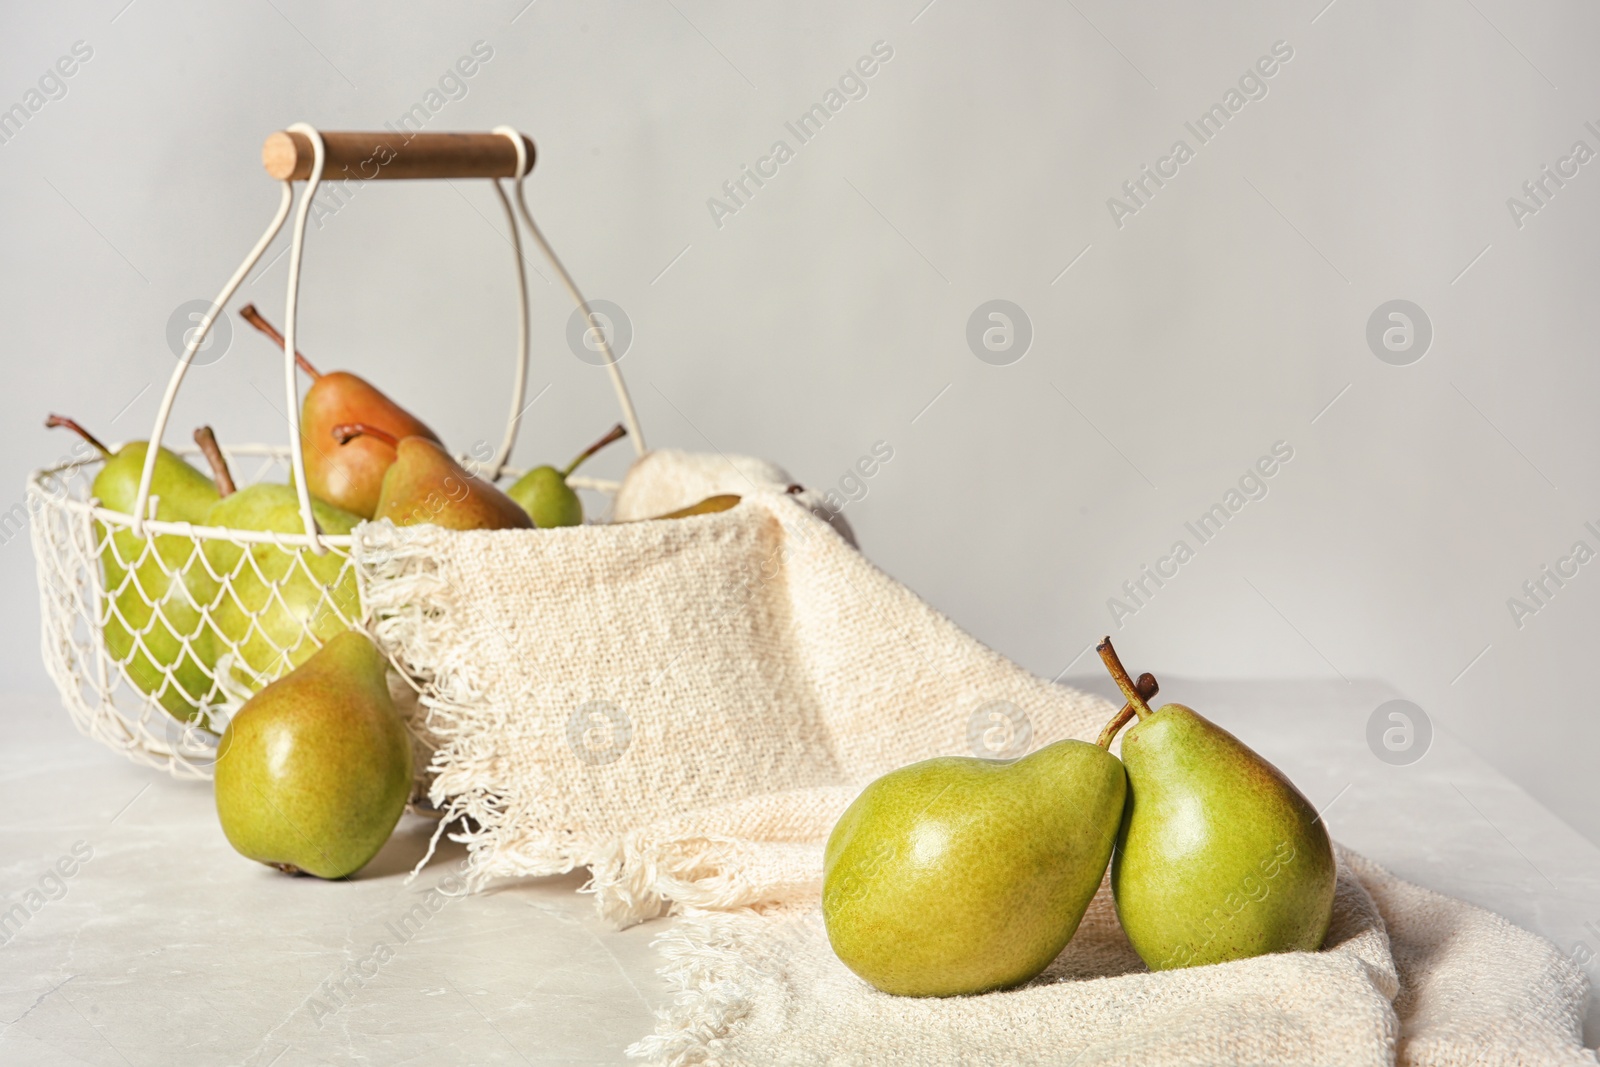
[32,124,636,778]
[31,448,359,777]
[30,449,620,780]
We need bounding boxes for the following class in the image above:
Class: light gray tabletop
[2,678,1596,1065]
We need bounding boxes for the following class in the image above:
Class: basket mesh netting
[28,124,641,781]
[29,445,365,779]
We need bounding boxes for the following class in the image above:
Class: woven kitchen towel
[626,847,1595,1067]
[356,453,1111,915]
[353,450,1594,1066]
[629,851,1394,1066]
[611,447,857,546]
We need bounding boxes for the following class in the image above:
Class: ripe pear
[239,305,440,519]
[1096,638,1337,971]
[214,631,411,879]
[48,416,220,721]
[191,428,362,693]
[335,424,533,531]
[823,679,1154,997]
[507,423,627,527]
[647,494,741,520]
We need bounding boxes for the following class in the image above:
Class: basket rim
[28,444,621,549]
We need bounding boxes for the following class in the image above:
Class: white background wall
[3,1,1597,843]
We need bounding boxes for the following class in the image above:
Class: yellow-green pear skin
[505,423,625,526]
[1112,705,1336,970]
[823,740,1126,997]
[507,466,582,527]
[213,632,412,879]
[92,442,222,721]
[650,494,741,520]
[201,484,362,692]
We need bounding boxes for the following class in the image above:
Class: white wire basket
[29,125,643,779]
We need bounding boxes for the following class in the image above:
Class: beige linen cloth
[354,450,1594,1067]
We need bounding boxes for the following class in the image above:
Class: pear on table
[47,415,220,721]
[213,631,412,879]
[191,427,362,694]
[822,673,1157,997]
[334,424,532,531]
[507,423,627,527]
[239,304,440,519]
[1096,637,1337,971]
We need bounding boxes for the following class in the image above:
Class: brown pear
[239,305,440,519]
[333,424,533,531]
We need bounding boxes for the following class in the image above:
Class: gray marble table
[2,678,1596,1064]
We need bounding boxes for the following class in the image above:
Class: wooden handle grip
[261,130,536,181]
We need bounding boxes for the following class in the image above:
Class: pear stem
[192,426,236,497]
[561,423,628,478]
[239,304,323,379]
[1096,672,1159,749]
[45,414,112,458]
[331,422,400,449]
[1097,636,1154,721]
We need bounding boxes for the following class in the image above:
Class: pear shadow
[486,869,592,898]
[1033,878,1148,984]
[349,813,601,899]
[352,812,470,881]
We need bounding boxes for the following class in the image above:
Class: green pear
[507,423,627,527]
[191,428,362,694]
[823,725,1139,997]
[214,631,412,879]
[333,424,532,532]
[48,416,221,721]
[1096,638,1337,971]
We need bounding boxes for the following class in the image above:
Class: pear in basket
[334,424,533,531]
[214,631,411,879]
[822,675,1156,997]
[507,422,627,527]
[47,416,221,722]
[1095,638,1336,970]
[191,428,362,695]
[647,494,741,520]
[238,305,440,520]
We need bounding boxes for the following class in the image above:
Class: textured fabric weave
[626,848,1594,1066]
[353,450,1594,1067]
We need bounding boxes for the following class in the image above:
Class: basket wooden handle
[262,130,537,181]
[132,122,641,545]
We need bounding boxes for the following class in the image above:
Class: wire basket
[28,125,642,779]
